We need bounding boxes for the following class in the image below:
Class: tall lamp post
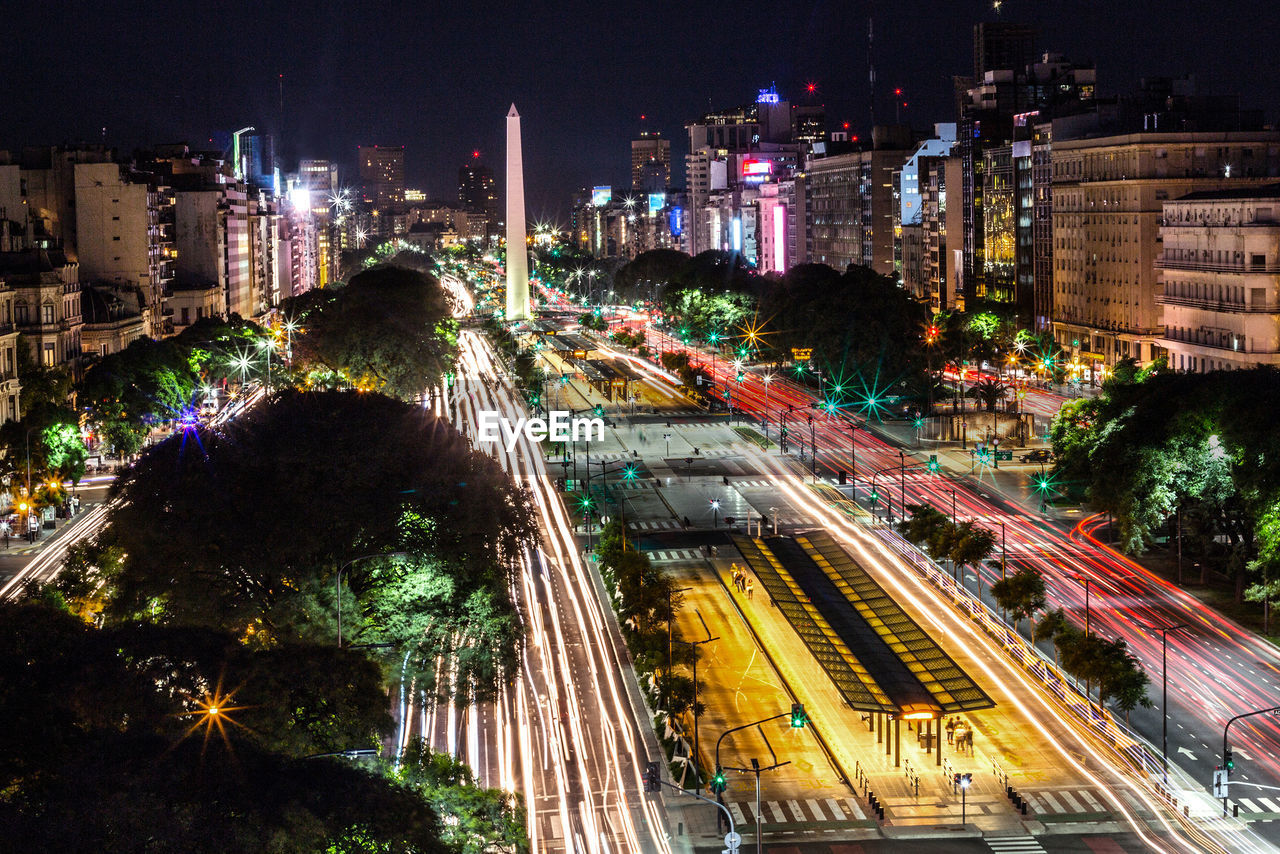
[336,552,410,647]
[673,610,719,794]
[1143,622,1188,785]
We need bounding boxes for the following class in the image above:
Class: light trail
[746,450,1227,853]
[442,327,672,853]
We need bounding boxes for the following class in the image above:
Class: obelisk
[505,104,530,321]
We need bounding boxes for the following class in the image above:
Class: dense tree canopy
[1050,366,1280,602]
[0,601,445,853]
[285,264,458,400]
[761,264,930,415]
[95,389,535,700]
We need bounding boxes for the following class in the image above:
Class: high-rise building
[791,104,826,147]
[973,22,1036,80]
[631,133,670,193]
[1157,185,1280,372]
[458,156,498,238]
[683,89,800,255]
[357,145,405,211]
[298,159,339,287]
[956,40,1096,321]
[73,162,173,338]
[1051,131,1280,369]
[804,125,914,277]
[240,132,276,192]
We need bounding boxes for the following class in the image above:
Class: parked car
[1020,448,1052,463]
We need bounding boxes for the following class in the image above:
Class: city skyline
[4,0,1278,217]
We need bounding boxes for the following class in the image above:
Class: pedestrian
[746,579,754,600]
[2,525,8,549]
[946,718,956,744]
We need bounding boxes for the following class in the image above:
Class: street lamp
[710,498,721,529]
[337,552,410,647]
[1142,622,1189,786]
[673,611,719,794]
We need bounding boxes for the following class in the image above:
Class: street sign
[790,348,813,361]
[1213,768,1229,798]
[724,831,742,850]
[995,450,1013,461]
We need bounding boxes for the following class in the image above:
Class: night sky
[4,1,1275,218]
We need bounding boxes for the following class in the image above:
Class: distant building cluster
[570,22,1280,374]
[0,132,515,428]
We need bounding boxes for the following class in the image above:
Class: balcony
[1156,254,1280,273]
[1156,293,1280,313]
[1162,328,1279,355]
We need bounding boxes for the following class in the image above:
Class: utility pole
[674,611,719,794]
[1143,622,1188,786]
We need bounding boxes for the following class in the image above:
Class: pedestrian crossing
[646,549,705,563]
[1021,787,1109,816]
[630,519,682,531]
[724,796,869,826]
[985,838,1047,854]
[1231,796,1280,817]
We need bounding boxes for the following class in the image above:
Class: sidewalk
[2,505,99,557]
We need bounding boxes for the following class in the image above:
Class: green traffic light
[790,703,808,728]
[622,464,638,481]
[710,768,727,794]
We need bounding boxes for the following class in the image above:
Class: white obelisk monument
[505,104,530,321]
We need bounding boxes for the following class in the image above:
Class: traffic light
[928,455,940,473]
[790,702,808,728]
[593,404,605,417]
[1225,747,1235,772]
[622,464,638,481]
[913,416,925,430]
[710,767,727,794]
[530,394,540,406]
[644,761,661,792]
[838,470,847,485]
[736,372,745,383]
[869,489,880,507]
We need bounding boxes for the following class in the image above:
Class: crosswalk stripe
[766,800,785,824]
[1039,791,1063,812]
[785,799,805,821]
[728,802,746,825]
[1022,792,1044,812]
[986,840,1046,852]
[842,797,866,820]
[825,797,846,820]
[1079,789,1105,810]
[1240,798,1262,811]
[807,798,829,821]
[1058,790,1083,812]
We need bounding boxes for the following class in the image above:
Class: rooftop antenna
[868,15,876,128]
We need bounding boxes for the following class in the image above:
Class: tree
[289,264,458,400]
[760,264,930,417]
[948,520,998,587]
[612,249,690,302]
[990,566,1047,634]
[0,600,448,854]
[897,504,950,553]
[97,390,535,702]
[967,378,1010,413]
[1034,607,1071,655]
[398,739,529,854]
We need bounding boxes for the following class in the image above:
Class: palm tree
[968,378,1010,413]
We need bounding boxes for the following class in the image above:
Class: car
[1020,448,1052,463]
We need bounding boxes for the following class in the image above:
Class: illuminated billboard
[742,159,773,180]
[591,186,612,207]
[647,193,665,215]
[668,206,683,237]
